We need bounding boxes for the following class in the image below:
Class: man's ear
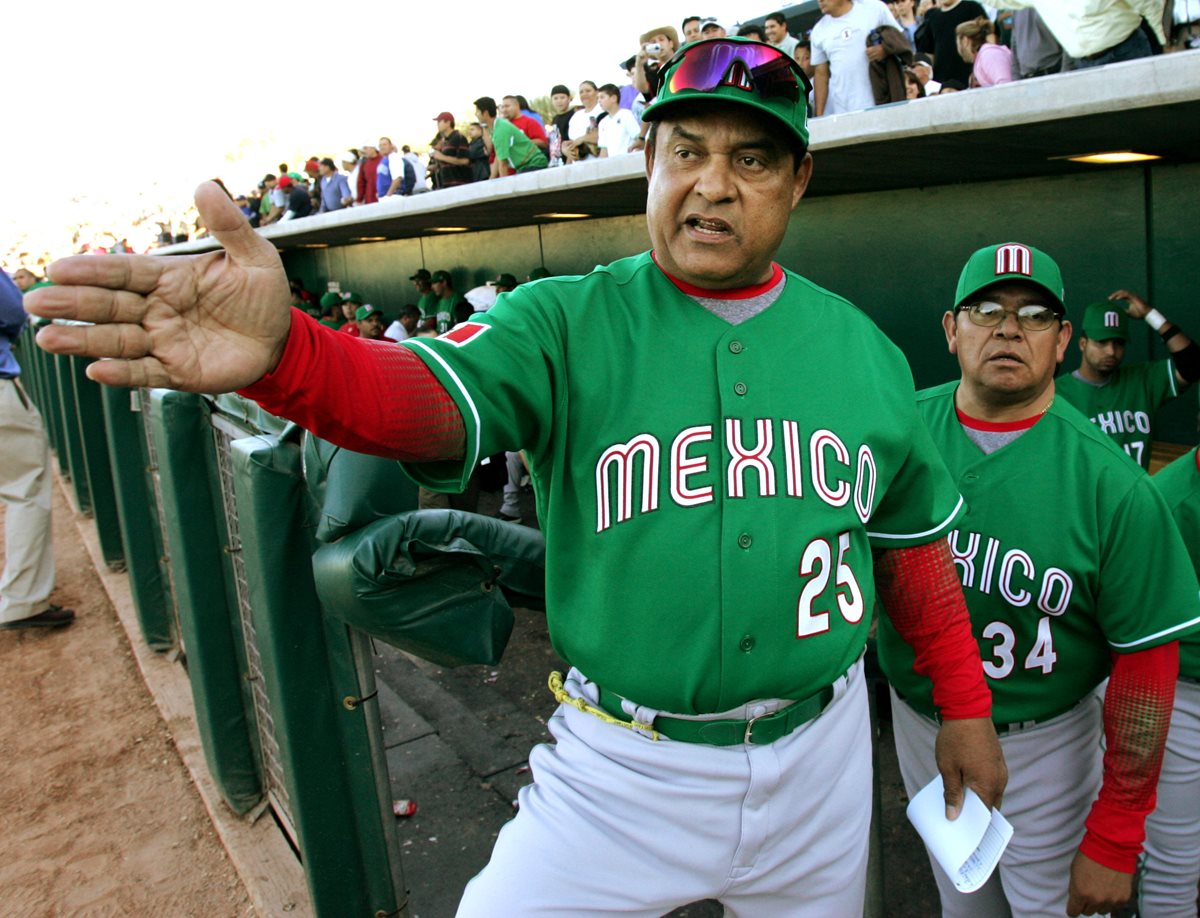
[942,311,958,354]
[791,152,814,210]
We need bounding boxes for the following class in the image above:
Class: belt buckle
[744,711,767,745]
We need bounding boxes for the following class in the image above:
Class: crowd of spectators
[808,0,1197,112]
[5,2,1197,276]
[202,3,1194,233]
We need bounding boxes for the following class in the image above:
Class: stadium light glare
[1057,151,1162,165]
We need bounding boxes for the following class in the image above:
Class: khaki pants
[0,378,54,623]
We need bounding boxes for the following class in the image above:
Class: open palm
[26,182,292,393]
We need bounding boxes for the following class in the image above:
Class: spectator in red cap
[277,175,312,221]
[428,113,473,188]
[304,158,322,210]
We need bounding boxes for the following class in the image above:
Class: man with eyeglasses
[28,37,1005,916]
[878,242,1200,918]
[1055,294,1198,470]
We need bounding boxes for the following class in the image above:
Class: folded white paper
[905,774,1014,893]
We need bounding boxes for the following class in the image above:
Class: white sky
[4,0,750,263]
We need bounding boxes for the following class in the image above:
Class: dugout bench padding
[99,385,173,649]
[227,426,404,918]
[148,390,263,816]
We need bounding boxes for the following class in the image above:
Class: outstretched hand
[26,182,292,393]
[935,716,1007,820]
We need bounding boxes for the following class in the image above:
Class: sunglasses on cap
[665,39,811,103]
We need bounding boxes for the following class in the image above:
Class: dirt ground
[0,483,251,917]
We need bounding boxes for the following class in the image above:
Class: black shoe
[495,510,523,525]
[0,604,76,630]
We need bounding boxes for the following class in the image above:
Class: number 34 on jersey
[948,527,1074,679]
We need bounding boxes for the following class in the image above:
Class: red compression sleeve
[1079,642,1179,873]
[876,540,992,720]
[237,310,465,461]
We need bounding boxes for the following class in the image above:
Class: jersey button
[734,381,748,396]
[729,340,744,354]
[739,635,755,652]
[738,532,753,549]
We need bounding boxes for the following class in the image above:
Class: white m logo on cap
[1105,311,1121,327]
[995,244,1032,277]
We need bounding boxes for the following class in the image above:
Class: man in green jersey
[879,242,1200,918]
[408,268,440,329]
[1056,292,1198,469]
[29,37,1005,917]
[474,96,548,177]
[1146,447,1200,916]
[429,270,468,335]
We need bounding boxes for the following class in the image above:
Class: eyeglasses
[957,301,1061,331]
[666,39,811,101]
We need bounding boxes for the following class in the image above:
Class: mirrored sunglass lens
[669,41,800,102]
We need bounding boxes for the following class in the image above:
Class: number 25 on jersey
[797,532,865,638]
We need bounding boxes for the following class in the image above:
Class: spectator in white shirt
[811,0,904,116]
[564,81,603,162]
[340,151,360,208]
[384,305,422,342]
[596,84,641,157]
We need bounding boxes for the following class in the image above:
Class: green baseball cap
[954,242,1066,314]
[1080,301,1129,341]
[431,270,452,284]
[642,37,810,148]
[319,291,343,308]
[528,267,551,281]
[355,304,380,322]
[343,290,364,305]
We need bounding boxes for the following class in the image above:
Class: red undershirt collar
[651,251,784,300]
[955,405,1047,432]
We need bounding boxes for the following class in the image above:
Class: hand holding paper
[907,774,1014,894]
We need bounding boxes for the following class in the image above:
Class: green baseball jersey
[1152,447,1200,680]
[400,252,964,714]
[491,117,548,173]
[1055,359,1180,469]
[417,291,439,321]
[879,384,1200,724]
[435,294,465,335]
